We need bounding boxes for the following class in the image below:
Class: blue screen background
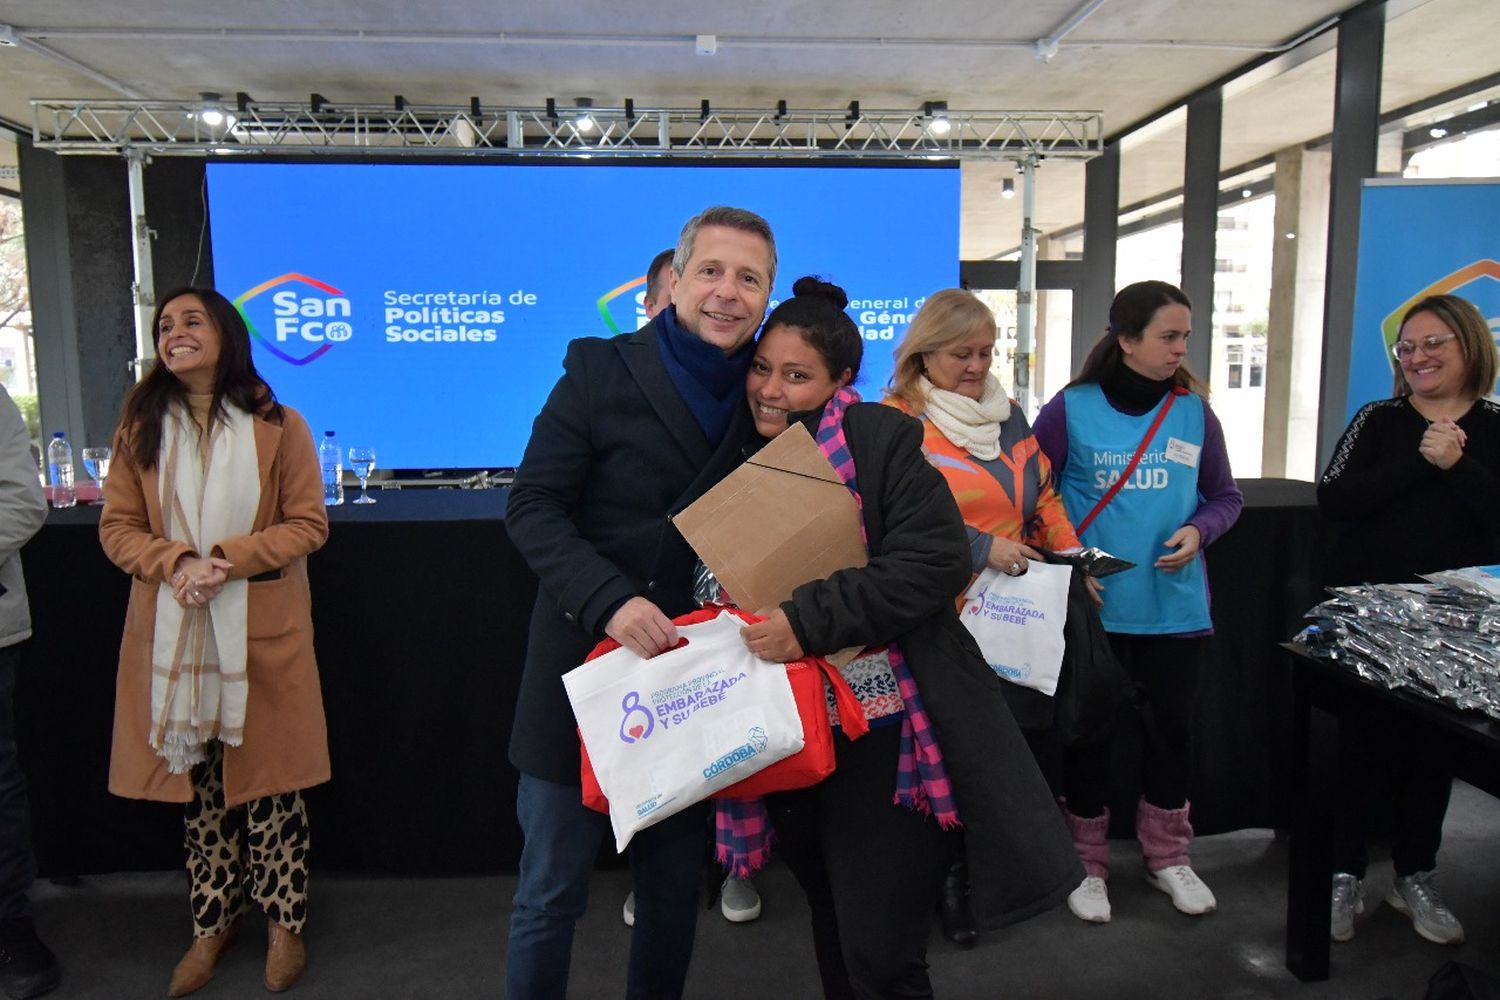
[207,162,959,468]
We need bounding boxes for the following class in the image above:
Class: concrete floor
[28,782,1500,999]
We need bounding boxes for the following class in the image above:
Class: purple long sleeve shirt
[1032,389,1243,547]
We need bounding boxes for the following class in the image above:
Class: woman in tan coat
[100,287,329,996]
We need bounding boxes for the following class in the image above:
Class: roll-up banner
[1348,178,1500,420]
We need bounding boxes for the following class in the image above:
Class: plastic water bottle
[319,430,343,506]
[47,431,76,508]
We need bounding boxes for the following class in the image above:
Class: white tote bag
[959,562,1072,696]
[561,610,805,852]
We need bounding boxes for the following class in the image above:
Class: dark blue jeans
[0,646,35,920]
[504,772,706,1000]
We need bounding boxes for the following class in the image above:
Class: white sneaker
[1386,870,1464,945]
[720,875,762,923]
[622,891,635,928]
[1067,876,1111,923]
[1330,872,1364,943]
[1146,865,1216,915]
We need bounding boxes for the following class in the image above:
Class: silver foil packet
[693,561,736,608]
[1294,583,1500,720]
[1043,546,1135,579]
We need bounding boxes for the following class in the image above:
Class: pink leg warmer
[1135,797,1193,872]
[1060,802,1111,880]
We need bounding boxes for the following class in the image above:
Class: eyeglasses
[1392,333,1457,360]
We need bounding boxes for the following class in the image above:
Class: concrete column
[18,148,213,454]
[1181,88,1224,381]
[1077,144,1120,370]
[1262,147,1331,480]
[1316,2,1385,470]
[18,142,134,451]
[1031,237,1075,409]
[1376,130,1405,176]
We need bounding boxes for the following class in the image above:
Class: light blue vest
[1058,384,1211,634]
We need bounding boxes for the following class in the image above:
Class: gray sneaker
[720,875,762,923]
[1385,870,1464,945]
[1330,872,1364,942]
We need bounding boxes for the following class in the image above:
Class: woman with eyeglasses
[1317,293,1500,947]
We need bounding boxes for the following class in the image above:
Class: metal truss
[32,99,1103,162]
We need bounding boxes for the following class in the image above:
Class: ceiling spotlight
[923,101,951,137]
[1285,232,1297,240]
[1002,178,1015,199]
[574,98,595,133]
[1241,188,1253,198]
[1429,126,1448,139]
[197,92,235,129]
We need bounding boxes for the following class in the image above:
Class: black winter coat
[505,317,754,784]
[781,402,1083,929]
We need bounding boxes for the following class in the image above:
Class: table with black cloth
[15,479,1320,876]
[1283,644,1500,981]
[17,490,533,877]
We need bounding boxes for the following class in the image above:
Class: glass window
[1116,110,1186,291]
[0,193,37,451]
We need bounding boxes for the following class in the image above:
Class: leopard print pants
[184,741,310,938]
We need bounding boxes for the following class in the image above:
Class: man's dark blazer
[505,313,753,784]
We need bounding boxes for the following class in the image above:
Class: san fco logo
[234,273,353,366]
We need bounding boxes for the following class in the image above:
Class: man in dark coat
[502,206,775,1000]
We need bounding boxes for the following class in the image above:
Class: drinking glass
[81,446,112,505]
[348,446,377,504]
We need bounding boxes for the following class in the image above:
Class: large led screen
[207,162,960,469]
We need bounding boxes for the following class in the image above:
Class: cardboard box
[672,423,867,667]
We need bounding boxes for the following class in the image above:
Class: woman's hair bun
[791,275,849,310]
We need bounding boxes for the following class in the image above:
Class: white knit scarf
[920,374,1012,461]
[149,402,260,773]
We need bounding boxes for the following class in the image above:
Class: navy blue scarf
[654,306,754,446]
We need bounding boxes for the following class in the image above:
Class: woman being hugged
[100,288,330,996]
[1032,280,1242,922]
[883,288,1087,941]
[1317,294,1500,946]
[739,276,1079,998]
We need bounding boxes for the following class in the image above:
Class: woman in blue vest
[1033,280,1242,922]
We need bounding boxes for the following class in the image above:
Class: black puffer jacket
[780,402,1082,929]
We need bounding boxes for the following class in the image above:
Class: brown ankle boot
[167,918,240,997]
[263,919,306,993]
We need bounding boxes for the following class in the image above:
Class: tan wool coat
[100,402,331,808]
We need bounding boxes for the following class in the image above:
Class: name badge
[1164,437,1201,468]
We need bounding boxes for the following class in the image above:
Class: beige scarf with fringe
[149,401,260,773]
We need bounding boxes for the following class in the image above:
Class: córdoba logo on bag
[702,726,770,781]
